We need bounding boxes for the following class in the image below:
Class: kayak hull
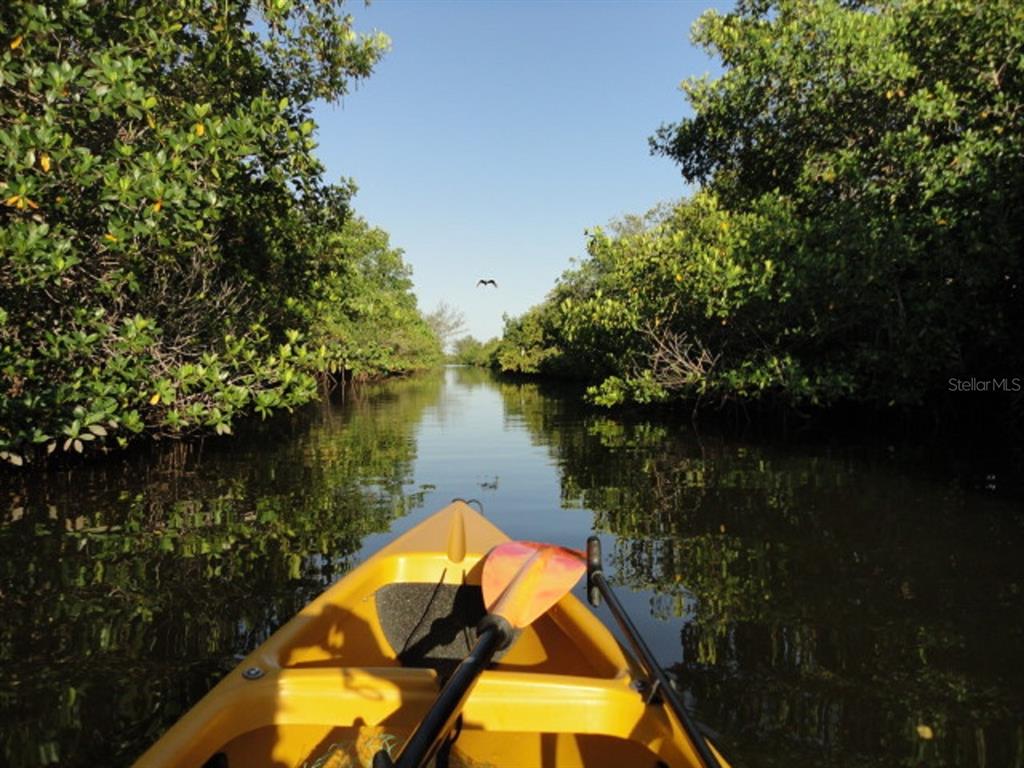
[133,501,728,767]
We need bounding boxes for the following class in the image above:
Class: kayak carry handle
[584,535,723,768]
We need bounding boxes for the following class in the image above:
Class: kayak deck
[133,501,726,767]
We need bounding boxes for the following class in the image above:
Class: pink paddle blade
[481,540,586,629]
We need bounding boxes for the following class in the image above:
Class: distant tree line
[0,1,441,465]
[489,0,1023,412]
[450,335,500,368]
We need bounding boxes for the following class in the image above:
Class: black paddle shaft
[374,615,512,768]
[586,536,722,768]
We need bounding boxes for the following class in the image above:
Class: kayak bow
[133,501,729,768]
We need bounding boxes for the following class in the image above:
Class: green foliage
[502,0,1023,409]
[492,307,563,375]
[306,216,442,378]
[450,335,500,367]
[649,0,1024,406]
[497,195,852,404]
[0,1,432,464]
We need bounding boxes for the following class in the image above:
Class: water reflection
[0,373,444,766]
[493,378,1024,767]
[1,369,1021,767]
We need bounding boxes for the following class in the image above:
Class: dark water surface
[2,367,1022,767]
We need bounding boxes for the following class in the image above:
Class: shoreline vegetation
[1,1,440,466]
[4,0,1022,468]
[464,0,1021,427]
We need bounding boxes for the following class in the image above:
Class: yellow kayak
[134,501,729,767]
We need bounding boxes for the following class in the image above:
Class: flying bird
[476,279,498,287]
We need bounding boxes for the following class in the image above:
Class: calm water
[1,367,1022,767]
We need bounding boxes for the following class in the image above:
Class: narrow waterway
[2,367,1021,767]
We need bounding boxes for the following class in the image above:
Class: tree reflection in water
[496,378,1024,768]
[2,370,1021,767]
[0,373,444,766]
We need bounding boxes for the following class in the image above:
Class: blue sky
[312,0,729,342]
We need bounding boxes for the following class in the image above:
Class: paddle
[585,536,723,767]
[373,540,586,768]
